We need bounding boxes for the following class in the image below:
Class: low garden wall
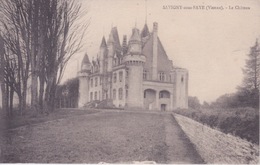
[173,113,259,164]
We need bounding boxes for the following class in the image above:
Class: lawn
[1,109,204,163]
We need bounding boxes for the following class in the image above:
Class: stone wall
[173,113,259,164]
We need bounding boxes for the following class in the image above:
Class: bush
[173,107,259,144]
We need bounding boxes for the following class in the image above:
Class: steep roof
[111,27,121,47]
[129,28,141,42]
[81,53,90,67]
[100,36,107,47]
[107,32,115,44]
[142,34,173,72]
[107,27,122,54]
[141,24,150,38]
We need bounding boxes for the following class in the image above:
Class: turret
[78,53,91,107]
[172,68,189,109]
[81,53,91,72]
[123,27,146,109]
[128,28,142,54]
[99,36,107,73]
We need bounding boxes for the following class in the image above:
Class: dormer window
[159,72,165,82]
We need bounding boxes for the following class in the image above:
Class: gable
[142,35,173,74]
[157,38,173,72]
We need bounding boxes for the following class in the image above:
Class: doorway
[161,104,166,111]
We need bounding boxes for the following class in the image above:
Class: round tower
[78,53,91,107]
[123,28,146,109]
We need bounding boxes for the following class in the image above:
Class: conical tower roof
[107,32,115,44]
[100,36,107,47]
[141,24,150,38]
[130,28,141,42]
[81,53,90,67]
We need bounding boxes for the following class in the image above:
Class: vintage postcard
[0,0,259,164]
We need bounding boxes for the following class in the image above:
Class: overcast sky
[62,0,260,103]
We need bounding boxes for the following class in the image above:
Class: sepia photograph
[0,0,259,164]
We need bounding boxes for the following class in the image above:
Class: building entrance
[161,104,166,111]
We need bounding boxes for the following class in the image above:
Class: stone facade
[78,22,188,110]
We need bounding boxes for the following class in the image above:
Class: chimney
[122,35,128,55]
[152,22,158,80]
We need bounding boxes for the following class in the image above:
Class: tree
[210,93,238,108]
[188,96,201,109]
[0,0,89,114]
[0,0,32,115]
[42,0,89,112]
[237,39,260,108]
[0,35,7,115]
[55,78,79,108]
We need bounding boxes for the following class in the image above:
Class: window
[119,71,123,82]
[169,75,171,82]
[143,70,148,80]
[144,91,146,98]
[100,77,102,85]
[102,91,106,100]
[118,58,122,64]
[113,73,117,83]
[99,91,100,100]
[94,91,97,100]
[90,92,93,101]
[125,85,128,98]
[126,68,129,78]
[90,78,93,87]
[113,89,116,99]
[113,58,117,66]
[159,72,165,81]
[95,77,98,87]
[119,88,123,100]
[181,76,184,83]
[159,91,170,98]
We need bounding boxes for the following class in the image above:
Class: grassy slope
[2,111,167,163]
[2,110,204,163]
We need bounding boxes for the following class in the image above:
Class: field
[1,109,204,163]
[173,107,259,144]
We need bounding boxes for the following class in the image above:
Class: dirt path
[164,114,204,163]
[2,110,204,163]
